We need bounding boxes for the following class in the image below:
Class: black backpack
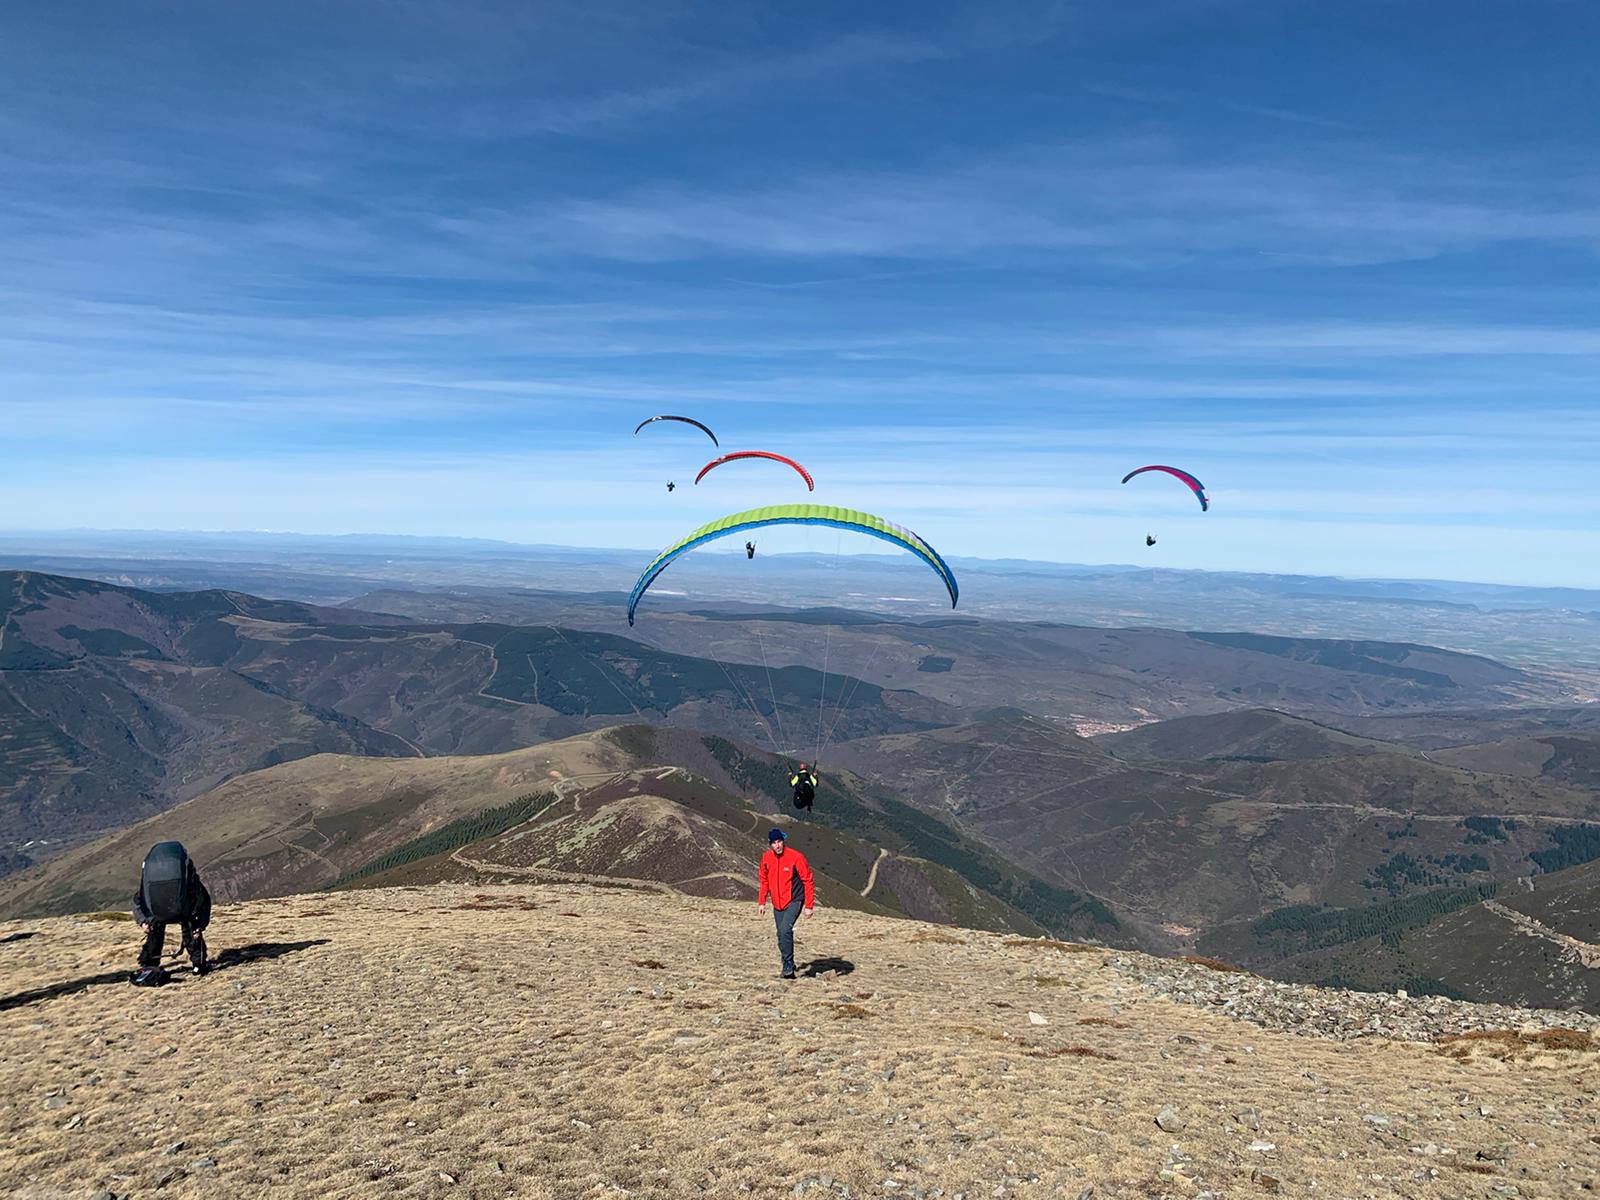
[793,774,815,809]
[140,841,193,923]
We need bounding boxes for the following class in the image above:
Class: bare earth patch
[2,884,1597,1198]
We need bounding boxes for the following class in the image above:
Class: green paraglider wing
[627,503,958,625]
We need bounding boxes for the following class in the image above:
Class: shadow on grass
[801,956,855,977]
[210,939,331,973]
[0,939,331,1011]
[1,931,40,946]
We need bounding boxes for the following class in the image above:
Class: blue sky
[3,1,1599,586]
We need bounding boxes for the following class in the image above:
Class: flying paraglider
[1121,465,1209,511]
[1145,534,1157,547]
[695,451,815,492]
[633,415,719,445]
[667,482,676,492]
[745,541,756,559]
[627,503,958,625]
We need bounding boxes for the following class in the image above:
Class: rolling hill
[832,715,1600,941]
[1097,707,1401,762]
[0,572,959,870]
[0,725,1119,944]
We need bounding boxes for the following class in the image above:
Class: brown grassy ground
[2,886,1596,1199]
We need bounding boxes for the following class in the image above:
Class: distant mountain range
[6,528,1600,667]
[5,567,1600,1010]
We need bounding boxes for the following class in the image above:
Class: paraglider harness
[789,766,816,811]
[745,541,756,559]
[131,841,210,985]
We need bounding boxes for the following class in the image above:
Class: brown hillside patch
[907,929,963,944]
[823,1002,873,1019]
[296,909,334,917]
[1023,1045,1118,1060]
[1435,1027,1595,1059]
[1180,955,1249,974]
[1002,937,1101,953]
[633,959,667,970]
[1078,1016,1130,1029]
[82,911,130,922]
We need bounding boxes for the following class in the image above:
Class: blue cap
[767,828,785,843]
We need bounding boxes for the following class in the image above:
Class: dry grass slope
[3,885,1598,1199]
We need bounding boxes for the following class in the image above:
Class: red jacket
[757,847,814,910]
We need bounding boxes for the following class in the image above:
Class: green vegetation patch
[1529,824,1600,874]
[58,625,165,659]
[1239,883,1499,958]
[329,791,556,889]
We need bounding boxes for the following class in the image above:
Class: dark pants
[139,921,206,970]
[773,893,805,976]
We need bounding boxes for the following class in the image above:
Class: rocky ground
[2,885,1597,1199]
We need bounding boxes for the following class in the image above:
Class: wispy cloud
[1085,82,1362,132]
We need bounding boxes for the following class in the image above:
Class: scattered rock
[1102,953,1600,1042]
[162,1142,185,1155]
[1234,1107,1261,1131]
[189,1158,216,1170]
[1249,1141,1276,1153]
[155,1168,184,1189]
[1027,1012,1048,1026]
[1155,1105,1186,1132]
[1250,1169,1282,1194]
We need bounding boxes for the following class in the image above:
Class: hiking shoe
[780,971,796,980]
[191,962,209,977]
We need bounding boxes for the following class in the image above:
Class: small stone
[190,1158,216,1169]
[89,1192,115,1200]
[155,1168,184,1189]
[1027,1012,1048,1026]
[1363,1114,1390,1127]
[1075,1190,1095,1200]
[1235,1107,1261,1131]
[881,1066,896,1081]
[64,1114,83,1130]
[570,1118,592,1131]
[1249,1141,1276,1153]
[1251,1170,1282,1194]
[163,1142,186,1155]
[44,1096,67,1110]
[1155,1105,1186,1132]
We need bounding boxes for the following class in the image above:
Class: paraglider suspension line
[752,621,789,754]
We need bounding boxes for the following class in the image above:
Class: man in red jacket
[756,828,814,979]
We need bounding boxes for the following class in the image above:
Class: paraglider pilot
[667,481,676,492]
[756,828,814,979]
[1145,534,1157,547]
[745,541,756,559]
[131,841,211,982]
[789,763,816,810]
